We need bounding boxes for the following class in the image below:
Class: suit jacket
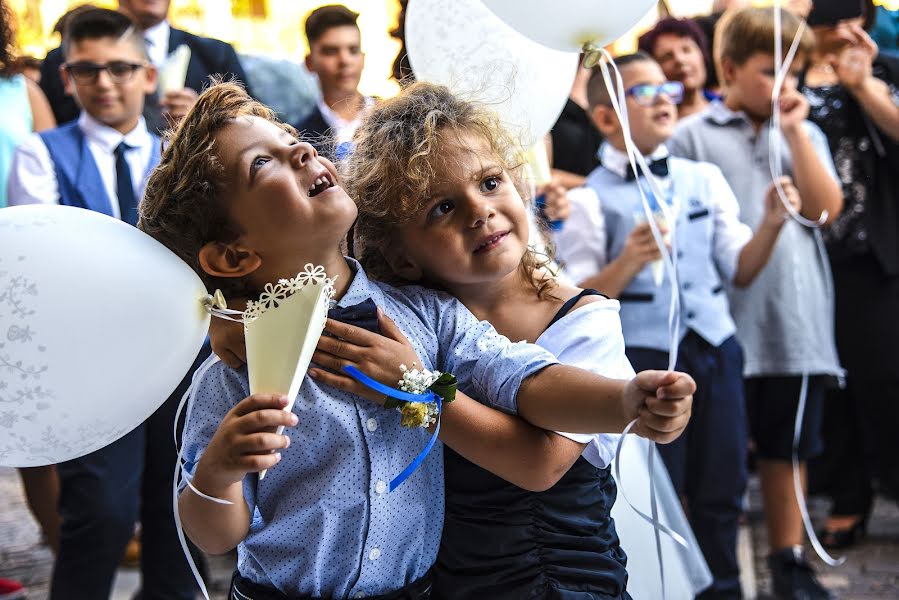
[292,105,335,160]
[40,26,251,129]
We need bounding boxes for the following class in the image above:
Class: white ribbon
[589,48,688,600]
[771,0,844,568]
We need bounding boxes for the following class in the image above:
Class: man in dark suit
[40,0,251,130]
[293,4,373,160]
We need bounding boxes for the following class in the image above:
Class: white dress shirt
[317,95,375,146]
[6,113,155,219]
[142,20,171,69]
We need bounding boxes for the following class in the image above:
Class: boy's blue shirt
[668,100,842,378]
[181,258,558,598]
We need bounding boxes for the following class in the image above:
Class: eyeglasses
[626,82,685,106]
[63,61,146,84]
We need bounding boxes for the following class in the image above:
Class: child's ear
[591,105,620,138]
[198,241,262,279]
[60,64,75,96]
[142,64,159,95]
[720,57,736,88]
[381,244,423,282]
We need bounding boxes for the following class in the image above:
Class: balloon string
[590,49,690,599]
[771,1,843,567]
[171,354,233,600]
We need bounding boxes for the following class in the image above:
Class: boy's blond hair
[714,6,815,86]
[139,80,297,297]
[344,81,556,297]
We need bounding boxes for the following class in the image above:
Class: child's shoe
[0,578,26,600]
[767,546,837,600]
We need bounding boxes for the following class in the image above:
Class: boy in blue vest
[554,52,799,600]
[670,7,844,599]
[7,8,209,600]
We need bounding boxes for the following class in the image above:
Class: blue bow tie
[328,298,380,333]
[625,157,670,181]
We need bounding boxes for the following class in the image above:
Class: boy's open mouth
[308,171,336,197]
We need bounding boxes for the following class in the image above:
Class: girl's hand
[192,394,296,496]
[763,176,801,228]
[623,370,694,444]
[209,297,249,368]
[309,309,423,405]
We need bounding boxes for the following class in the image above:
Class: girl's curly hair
[0,0,17,78]
[343,81,557,298]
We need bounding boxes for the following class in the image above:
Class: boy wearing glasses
[7,9,209,600]
[554,51,799,599]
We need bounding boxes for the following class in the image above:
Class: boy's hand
[209,298,249,369]
[778,89,809,136]
[161,88,200,124]
[192,394,296,496]
[763,176,801,228]
[309,309,423,405]
[623,370,694,444]
[619,222,665,272]
[542,182,571,222]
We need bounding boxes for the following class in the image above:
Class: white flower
[297,263,327,285]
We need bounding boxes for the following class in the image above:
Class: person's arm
[833,25,899,142]
[311,312,694,442]
[550,168,587,190]
[779,90,843,224]
[26,79,56,132]
[579,222,662,298]
[6,135,60,205]
[732,176,800,287]
[180,393,294,554]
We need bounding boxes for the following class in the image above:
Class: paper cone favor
[633,211,670,287]
[160,44,191,94]
[242,265,335,479]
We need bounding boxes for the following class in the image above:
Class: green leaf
[428,373,457,404]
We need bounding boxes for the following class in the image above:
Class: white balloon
[406,0,579,148]
[0,205,210,466]
[482,0,658,53]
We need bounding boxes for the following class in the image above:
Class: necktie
[625,157,670,181]
[327,298,380,334]
[115,142,138,226]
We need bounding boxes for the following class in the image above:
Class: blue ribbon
[342,365,441,492]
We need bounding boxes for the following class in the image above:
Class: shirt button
[677,250,685,259]
[366,418,378,432]
[683,281,692,290]
[375,480,388,495]
[686,311,696,320]
[355,593,365,599]
[369,547,381,561]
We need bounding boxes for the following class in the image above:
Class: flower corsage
[383,363,457,428]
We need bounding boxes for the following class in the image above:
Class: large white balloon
[406,0,579,148]
[482,0,658,53]
[0,205,210,466]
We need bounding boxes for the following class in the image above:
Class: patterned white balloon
[0,205,210,466]
[482,0,658,53]
[406,0,579,148]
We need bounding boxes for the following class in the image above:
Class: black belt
[230,570,432,600]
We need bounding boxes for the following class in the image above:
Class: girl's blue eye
[480,176,500,193]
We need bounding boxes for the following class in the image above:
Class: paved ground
[2,466,898,599]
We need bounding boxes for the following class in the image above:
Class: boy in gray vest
[555,51,799,600]
[669,7,843,600]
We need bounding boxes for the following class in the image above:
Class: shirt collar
[317,96,375,130]
[143,20,171,66]
[335,257,383,308]
[599,143,670,180]
[704,99,751,127]
[77,112,152,154]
